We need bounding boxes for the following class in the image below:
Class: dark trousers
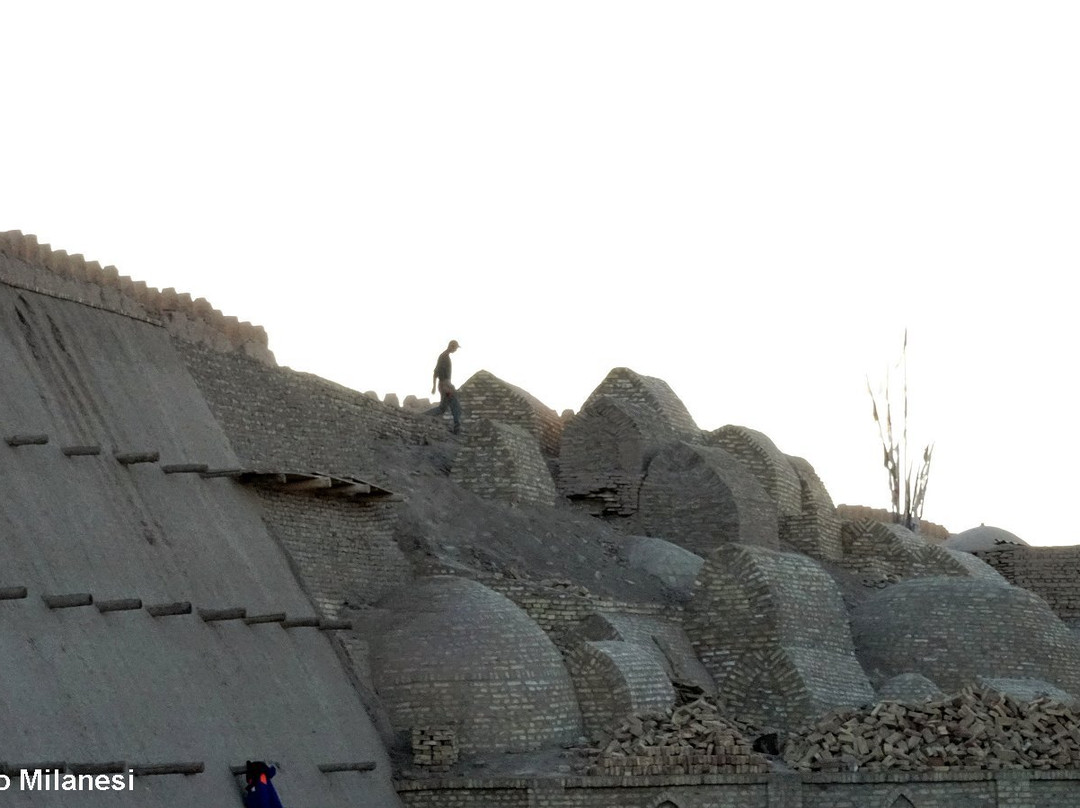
[427,392,461,426]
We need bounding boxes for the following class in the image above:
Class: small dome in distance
[944,525,1028,553]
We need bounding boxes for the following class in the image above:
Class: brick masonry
[368,577,584,756]
[0,230,274,363]
[565,640,676,740]
[975,545,1080,623]
[450,419,557,505]
[706,426,802,519]
[395,769,1080,807]
[685,544,873,728]
[458,370,564,456]
[581,368,701,442]
[840,520,1005,584]
[176,340,445,478]
[783,455,843,561]
[850,577,1080,695]
[254,486,410,617]
[638,443,780,556]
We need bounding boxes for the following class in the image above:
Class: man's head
[448,339,460,352]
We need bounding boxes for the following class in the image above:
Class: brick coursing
[458,370,563,456]
[370,577,584,756]
[449,419,557,505]
[396,770,1080,807]
[572,612,714,693]
[706,426,802,519]
[782,455,842,561]
[558,396,668,516]
[975,546,1080,622]
[840,520,1003,584]
[850,577,1080,695]
[566,640,676,739]
[176,341,445,478]
[638,443,780,556]
[685,544,873,729]
[0,231,273,363]
[255,487,410,617]
[581,368,701,442]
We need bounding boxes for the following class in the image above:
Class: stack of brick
[637,443,779,556]
[457,370,563,456]
[579,698,769,776]
[449,419,557,506]
[412,727,459,771]
[685,544,874,729]
[784,686,1080,771]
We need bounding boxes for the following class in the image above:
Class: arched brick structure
[458,370,563,456]
[565,640,675,739]
[449,419,557,505]
[685,544,873,728]
[638,443,779,556]
[783,454,843,560]
[851,577,1080,695]
[706,425,802,519]
[558,396,667,516]
[370,577,583,755]
[581,367,700,441]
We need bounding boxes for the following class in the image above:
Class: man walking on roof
[427,339,462,434]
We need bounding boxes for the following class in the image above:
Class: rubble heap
[784,686,1080,771]
[580,698,770,776]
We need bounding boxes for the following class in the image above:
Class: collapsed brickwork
[7,230,1080,807]
[558,368,702,518]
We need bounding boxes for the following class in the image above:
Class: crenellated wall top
[0,230,274,364]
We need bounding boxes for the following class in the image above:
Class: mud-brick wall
[975,546,1080,622]
[482,578,678,647]
[177,341,445,478]
[395,769,1080,807]
[256,488,411,617]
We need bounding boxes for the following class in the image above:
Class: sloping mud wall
[0,281,400,806]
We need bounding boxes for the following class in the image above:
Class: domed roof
[371,576,582,755]
[851,577,1080,695]
[945,525,1028,553]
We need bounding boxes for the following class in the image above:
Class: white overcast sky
[3,3,1078,545]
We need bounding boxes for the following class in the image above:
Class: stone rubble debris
[577,698,770,776]
[784,686,1080,771]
